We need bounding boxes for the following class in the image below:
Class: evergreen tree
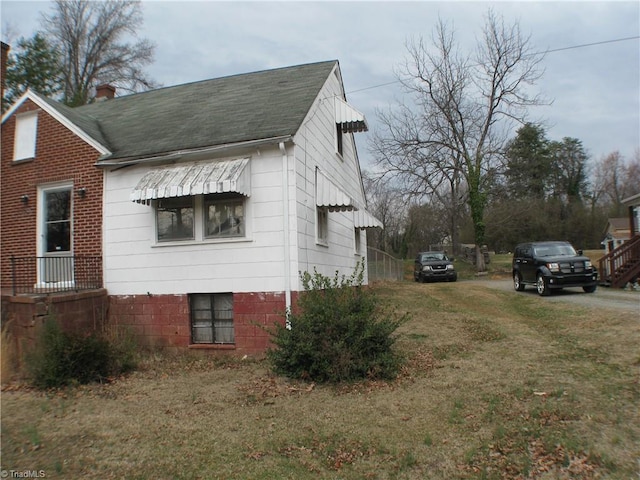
[550,137,589,203]
[2,33,62,111]
[505,123,552,199]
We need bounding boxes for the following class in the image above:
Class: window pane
[46,222,71,252]
[191,294,213,344]
[214,293,233,320]
[46,190,71,221]
[45,189,71,253]
[317,207,328,243]
[215,321,234,344]
[214,293,234,343]
[157,197,194,241]
[190,293,234,345]
[192,325,213,344]
[193,310,213,321]
[205,196,244,238]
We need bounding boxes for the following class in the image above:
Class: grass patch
[1,281,638,479]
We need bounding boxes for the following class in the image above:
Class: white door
[38,184,74,284]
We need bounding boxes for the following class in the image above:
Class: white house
[97,60,382,352]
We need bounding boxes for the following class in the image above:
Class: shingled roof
[39,60,339,163]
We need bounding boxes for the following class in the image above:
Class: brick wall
[108,291,291,356]
[1,289,109,367]
[1,99,104,289]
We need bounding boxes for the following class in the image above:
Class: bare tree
[41,0,157,106]
[592,150,640,216]
[371,10,546,270]
[361,170,407,254]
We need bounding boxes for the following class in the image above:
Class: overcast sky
[2,1,639,171]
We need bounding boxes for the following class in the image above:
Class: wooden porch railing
[598,234,640,288]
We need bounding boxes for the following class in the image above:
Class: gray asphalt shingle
[44,60,338,162]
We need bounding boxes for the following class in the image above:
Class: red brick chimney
[1,42,9,102]
[95,83,116,101]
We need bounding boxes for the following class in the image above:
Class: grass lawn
[2,278,638,479]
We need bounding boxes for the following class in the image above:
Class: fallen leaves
[236,374,316,404]
[461,438,602,479]
[276,438,375,471]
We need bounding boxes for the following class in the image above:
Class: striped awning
[354,209,384,229]
[315,169,355,212]
[334,97,368,133]
[131,158,250,203]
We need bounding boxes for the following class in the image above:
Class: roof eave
[2,89,111,156]
[96,135,294,168]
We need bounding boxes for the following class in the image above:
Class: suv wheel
[513,272,525,291]
[583,285,597,293]
[536,274,551,296]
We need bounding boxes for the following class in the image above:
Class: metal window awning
[131,157,250,203]
[354,209,384,229]
[316,169,355,212]
[334,97,368,133]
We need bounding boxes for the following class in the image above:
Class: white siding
[290,66,370,286]
[103,64,371,296]
[104,150,291,295]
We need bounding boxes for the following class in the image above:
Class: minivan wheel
[536,274,551,296]
[514,272,525,291]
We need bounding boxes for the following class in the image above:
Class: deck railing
[598,234,640,288]
[10,255,102,295]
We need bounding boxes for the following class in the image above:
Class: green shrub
[104,325,139,375]
[27,318,137,388]
[267,261,407,383]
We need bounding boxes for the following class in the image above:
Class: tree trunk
[468,175,487,272]
[475,244,486,272]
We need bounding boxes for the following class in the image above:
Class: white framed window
[156,197,194,242]
[354,228,361,255]
[335,123,344,157]
[190,293,234,344]
[317,207,328,245]
[14,111,38,161]
[204,193,245,238]
[154,194,249,243]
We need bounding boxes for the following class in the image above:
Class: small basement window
[190,293,235,344]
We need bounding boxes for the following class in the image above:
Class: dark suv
[414,251,457,283]
[512,241,598,296]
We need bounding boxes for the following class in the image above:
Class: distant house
[601,217,631,254]
[597,195,640,288]
[1,60,382,354]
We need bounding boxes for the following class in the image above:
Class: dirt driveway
[468,278,640,314]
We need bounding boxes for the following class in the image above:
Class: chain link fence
[367,247,404,282]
